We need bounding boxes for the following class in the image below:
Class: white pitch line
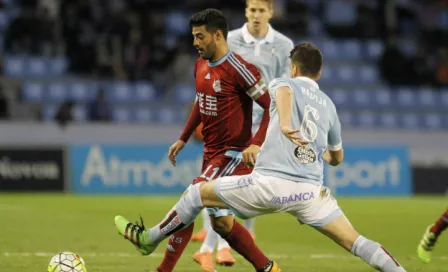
[2,252,448,261]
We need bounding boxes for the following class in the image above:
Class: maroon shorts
[192,150,251,185]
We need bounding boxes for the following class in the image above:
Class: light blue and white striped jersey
[228,24,294,128]
[254,77,343,185]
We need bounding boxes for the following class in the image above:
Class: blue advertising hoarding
[69,144,411,195]
[70,144,203,194]
[325,146,411,196]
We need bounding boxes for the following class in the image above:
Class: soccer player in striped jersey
[417,208,448,263]
[192,0,294,268]
[116,9,278,272]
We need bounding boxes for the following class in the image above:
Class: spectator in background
[54,100,74,127]
[88,89,111,121]
[435,47,448,86]
[0,88,9,119]
[379,37,409,85]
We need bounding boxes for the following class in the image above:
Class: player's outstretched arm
[276,86,308,146]
[168,101,201,166]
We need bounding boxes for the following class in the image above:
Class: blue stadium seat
[0,11,9,31]
[328,88,349,108]
[379,112,399,128]
[364,40,384,60]
[49,57,69,76]
[134,82,156,102]
[372,87,392,108]
[4,56,68,77]
[399,112,420,129]
[112,107,132,123]
[338,110,354,128]
[165,11,189,35]
[324,0,357,26]
[356,111,377,128]
[341,40,362,60]
[133,107,153,123]
[156,106,179,124]
[22,82,45,102]
[28,57,50,76]
[350,88,372,107]
[308,16,325,36]
[321,40,339,60]
[336,65,356,83]
[107,82,134,102]
[73,105,87,122]
[70,82,97,102]
[4,56,25,77]
[417,87,437,108]
[43,104,57,121]
[318,65,335,84]
[394,87,417,108]
[47,83,69,102]
[173,84,196,103]
[358,64,378,83]
[424,113,444,130]
[439,90,448,108]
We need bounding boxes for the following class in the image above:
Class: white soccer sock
[351,236,406,272]
[148,184,203,245]
[200,226,218,253]
[244,218,255,233]
[202,209,211,229]
[217,235,230,251]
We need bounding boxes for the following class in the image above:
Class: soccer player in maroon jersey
[417,208,448,263]
[158,9,277,272]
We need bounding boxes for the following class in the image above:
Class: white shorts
[214,172,343,227]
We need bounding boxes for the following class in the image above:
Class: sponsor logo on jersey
[270,192,315,204]
[197,92,218,116]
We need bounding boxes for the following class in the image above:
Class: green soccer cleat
[417,225,437,263]
[114,215,158,256]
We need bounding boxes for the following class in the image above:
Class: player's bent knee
[211,215,234,235]
[199,180,227,208]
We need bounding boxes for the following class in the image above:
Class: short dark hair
[290,43,323,77]
[190,9,228,39]
[246,0,274,9]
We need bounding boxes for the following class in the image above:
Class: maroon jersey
[180,51,270,161]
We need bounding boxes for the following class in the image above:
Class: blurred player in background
[142,9,274,272]
[417,208,448,263]
[115,42,406,272]
[192,0,294,267]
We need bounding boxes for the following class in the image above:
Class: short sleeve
[328,107,343,151]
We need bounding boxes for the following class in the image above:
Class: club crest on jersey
[294,145,317,164]
[212,79,221,93]
[271,47,276,56]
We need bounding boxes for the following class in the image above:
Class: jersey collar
[297,77,319,89]
[242,23,275,44]
[208,50,232,67]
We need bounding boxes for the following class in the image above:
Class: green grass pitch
[0,194,446,271]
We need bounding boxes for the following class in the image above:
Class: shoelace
[126,215,146,247]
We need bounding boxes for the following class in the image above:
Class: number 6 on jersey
[300,105,320,142]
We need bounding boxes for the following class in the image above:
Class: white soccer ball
[47,251,87,272]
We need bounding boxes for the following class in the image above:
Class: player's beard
[202,41,217,61]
